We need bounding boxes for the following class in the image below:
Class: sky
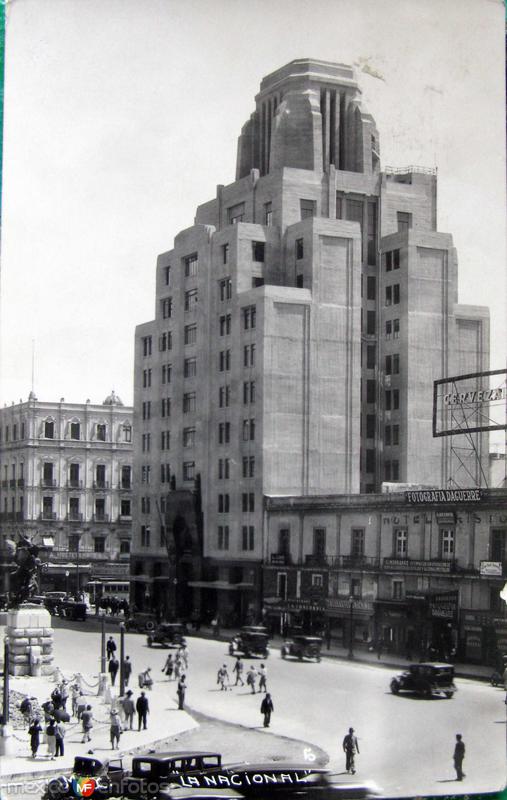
[0,0,505,416]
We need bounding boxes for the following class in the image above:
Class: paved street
[42,620,507,797]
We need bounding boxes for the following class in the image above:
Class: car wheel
[390,679,400,694]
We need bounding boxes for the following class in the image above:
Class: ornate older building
[0,391,133,595]
[131,59,490,626]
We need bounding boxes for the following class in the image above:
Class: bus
[87,580,130,607]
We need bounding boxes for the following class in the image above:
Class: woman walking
[162,654,174,680]
[46,718,57,760]
[28,717,42,758]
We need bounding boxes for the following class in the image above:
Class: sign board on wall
[480,561,503,577]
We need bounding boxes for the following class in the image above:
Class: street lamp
[348,596,355,660]
[65,570,70,596]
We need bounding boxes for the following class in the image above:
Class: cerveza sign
[405,489,483,504]
[444,387,505,405]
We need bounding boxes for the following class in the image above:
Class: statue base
[6,604,54,677]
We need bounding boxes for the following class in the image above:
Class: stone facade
[0,393,133,595]
[131,59,490,626]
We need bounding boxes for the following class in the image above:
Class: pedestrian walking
[46,718,57,760]
[246,665,257,694]
[20,696,33,726]
[260,693,274,727]
[28,717,42,758]
[179,645,189,670]
[162,654,174,680]
[233,657,244,686]
[54,721,65,757]
[136,691,149,730]
[177,674,187,709]
[453,734,465,781]
[110,709,123,749]
[123,655,132,687]
[217,664,230,691]
[51,686,62,709]
[60,681,69,710]
[122,690,135,730]
[76,693,86,720]
[42,700,55,725]
[109,656,120,686]
[81,705,93,743]
[377,640,384,661]
[343,728,359,774]
[258,664,267,693]
[106,636,117,661]
[71,684,80,717]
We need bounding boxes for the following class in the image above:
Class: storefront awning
[187,580,254,591]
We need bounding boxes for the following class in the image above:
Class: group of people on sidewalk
[23,677,81,759]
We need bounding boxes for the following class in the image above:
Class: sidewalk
[0,670,198,784]
[189,625,494,681]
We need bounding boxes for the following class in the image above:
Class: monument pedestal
[6,604,54,676]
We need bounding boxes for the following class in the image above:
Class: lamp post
[65,570,70,596]
[119,623,125,697]
[348,596,355,660]
[100,615,106,674]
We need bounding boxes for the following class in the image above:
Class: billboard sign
[433,369,507,437]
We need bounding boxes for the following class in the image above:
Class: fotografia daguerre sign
[405,489,484,504]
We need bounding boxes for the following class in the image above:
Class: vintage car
[280,635,322,662]
[123,752,222,799]
[147,622,188,648]
[43,755,124,800]
[390,662,457,698]
[44,592,68,615]
[58,599,88,621]
[229,626,270,659]
[125,611,158,632]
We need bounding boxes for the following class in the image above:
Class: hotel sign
[384,558,452,573]
[405,489,483,504]
[480,561,503,577]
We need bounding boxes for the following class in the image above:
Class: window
[385,424,392,446]
[163,265,171,286]
[351,578,362,598]
[242,456,255,478]
[252,241,265,262]
[243,306,256,329]
[393,249,400,269]
[242,525,255,550]
[219,385,231,408]
[183,461,195,481]
[228,202,245,224]
[161,397,171,417]
[367,276,376,301]
[295,238,304,259]
[385,320,392,339]
[366,380,376,403]
[161,297,173,319]
[296,274,304,288]
[218,526,230,550]
[141,496,151,514]
[393,354,400,374]
[94,537,105,554]
[313,528,326,557]
[392,424,399,445]
[312,573,323,588]
[68,534,80,552]
[243,381,255,404]
[392,579,404,600]
[218,493,230,513]
[218,422,230,444]
[241,492,255,512]
[183,392,196,413]
[140,526,150,547]
[366,310,376,335]
[219,277,233,301]
[160,431,170,450]
[160,463,171,483]
[222,244,229,264]
[219,314,232,336]
[70,422,80,440]
[159,331,172,351]
[393,284,400,304]
[143,368,152,388]
[393,389,399,410]
[366,415,375,439]
[366,345,375,370]
[142,401,151,420]
[243,344,255,367]
[335,194,343,219]
[141,432,150,452]
[184,289,198,311]
[12,424,17,440]
[242,418,255,441]
[183,427,195,448]
[121,466,131,488]
[394,529,408,557]
[264,202,272,227]
[393,318,400,339]
[184,357,196,378]
[397,212,412,232]
[367,201,377,266]
[385,286,392,306]
[219,350,231,371]
[440,528,455,560]
[365,449,375,473]
[184,253,198,276]
[120,540,130,554]
[69,462,80,487]
[184,324,197,345]
[96,423,106,441]
[141,465,151,484]
[142,336,152,357]
[385,251,392,272]
[218,458,230,479]
[300,199,316,219]
[120,500,131,517]
[351,528,365,557]
[386,355,392,375]
[279,528,290,555]
[161,363,172,384]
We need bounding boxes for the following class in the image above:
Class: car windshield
[73,757,103,776]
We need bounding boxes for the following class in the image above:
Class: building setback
[131,59,490,627]
[0,392,133,596]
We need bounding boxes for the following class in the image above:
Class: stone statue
[6,534,41,607]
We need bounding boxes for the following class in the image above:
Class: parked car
[43,755,124,800]
[125,611,158,632]
[122,751,222,799]
[229,626,270,659]
[44,592,68,615]
[147,622,187,648]
[390,662,457,698]
[281,635,322,662]
[58,599,87,621]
